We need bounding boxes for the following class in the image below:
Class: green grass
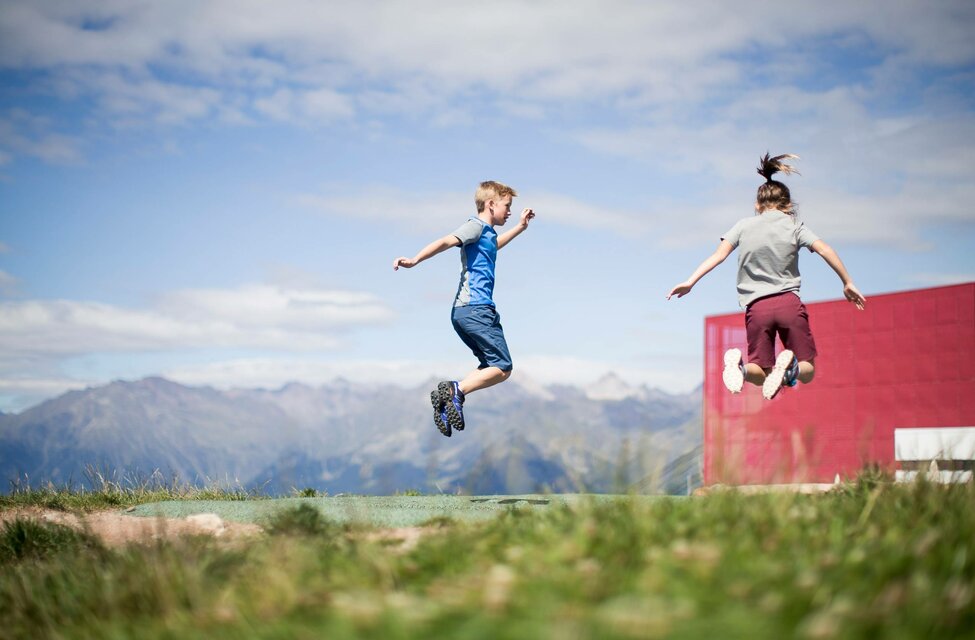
[1,467,263,512]
[0,519,106,566]
[1,477,973,639]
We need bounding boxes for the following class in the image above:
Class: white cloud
[0,375,93,413]
[516,354,700,394]
[655,179,975,252]
[0,375,89,397]
[0,109,83,164]
[162,357,457,390]
[528,192,653,236]
[0,282,397,411]
[570,83,975,249]
[294,187,654,236]
[295,154,975,248]
[254,87,354,124]
[0,283,394,356]
[2,1,972,127]
[0,348,699,413]
[162,352,699,394]
[89,71,223,125]
[157,285,389,331]
[294,187,473,232]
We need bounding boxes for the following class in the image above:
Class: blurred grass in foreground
[1,477,973,639]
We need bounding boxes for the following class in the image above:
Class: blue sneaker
[763,350,797,400]
[438,380,465,432]
[430,388,450,437]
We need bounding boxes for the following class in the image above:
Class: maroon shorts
[744,291,818,370]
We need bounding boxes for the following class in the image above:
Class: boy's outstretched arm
[667,240,734,299]
[497,208,535,249]
[393,234,462,270]
[810,239,866,310]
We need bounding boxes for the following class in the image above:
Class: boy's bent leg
[447,305,514,431]
[451,305,513,392]
[459,367,511,395]
[439,369,511,434]
[440,368,511,434]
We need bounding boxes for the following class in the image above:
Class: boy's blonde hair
[475,180,518,213]
[755,153,799,215]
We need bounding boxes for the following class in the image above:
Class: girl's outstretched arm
[810,239,866,309]
[667,240,734,299]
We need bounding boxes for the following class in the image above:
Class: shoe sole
[438,381,465,432]
[723,348,744,394]
[763,349,795,400]
[430,390,450,437]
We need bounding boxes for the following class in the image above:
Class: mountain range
[0,373,702,496]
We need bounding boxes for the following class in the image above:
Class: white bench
[895,427,975,483]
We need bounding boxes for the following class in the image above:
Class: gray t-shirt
[721,209,820,308]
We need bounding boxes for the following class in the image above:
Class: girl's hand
[844,282,866,310]
[393,257,416,270]
[667,282,693,300]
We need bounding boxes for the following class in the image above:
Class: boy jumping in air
[667,153,866,400]
[393,181,535,436]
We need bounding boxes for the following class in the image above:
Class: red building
[703,282,975,485]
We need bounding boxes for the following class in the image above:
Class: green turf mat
[126,494,670,528]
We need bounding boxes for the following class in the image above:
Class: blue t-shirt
[451,217,497,307]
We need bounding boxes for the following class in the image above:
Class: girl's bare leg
[797,360,815,384]
[744,363,766,386]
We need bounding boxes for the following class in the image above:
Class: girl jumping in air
[667,153,866,399]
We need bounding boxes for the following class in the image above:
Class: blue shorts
[451,305,513,371]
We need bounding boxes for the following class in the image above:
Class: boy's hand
[666,282,693,300]
[844,282,866,310]
[519,208,535,228]
[393,257,416,270]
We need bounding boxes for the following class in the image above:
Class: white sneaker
[763,350,795,400]
[722,348,744,393]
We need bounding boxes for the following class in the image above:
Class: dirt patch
[1,508,439,551]
[364,526,429,553]
[0,507,263,546]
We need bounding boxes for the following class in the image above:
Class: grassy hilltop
[2,477,973,639]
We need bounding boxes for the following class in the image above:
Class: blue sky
[1,1,974,411]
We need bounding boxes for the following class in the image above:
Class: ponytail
[757,152,799,182]
[755,152,799,215]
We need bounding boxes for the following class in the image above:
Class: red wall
[703,282,975,485]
